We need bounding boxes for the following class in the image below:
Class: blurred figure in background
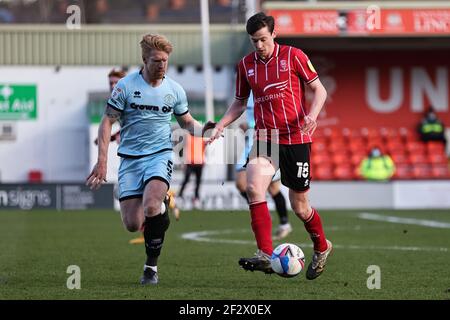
[358,146,396,181]
[178,132,207,209]
[418,106,447,147]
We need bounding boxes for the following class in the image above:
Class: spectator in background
[210,0,233,23]
[158,0,199,23]
[418,106,447,147]
[358,146,396,181]
[178,132,207,209]
[0,3,14,23]
[144,0,160,23]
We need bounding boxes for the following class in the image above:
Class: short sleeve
[235,59,251,100]
[173,85,189,116]
[107,79,127,112]
[292,48,319,84]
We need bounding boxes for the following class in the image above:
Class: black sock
[272,191,288,225]
[239,191,249,204]
[143,212,170,266]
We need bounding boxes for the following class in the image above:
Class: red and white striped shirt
[235,43,318,145]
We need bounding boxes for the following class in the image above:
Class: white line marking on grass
[358,212,450,229]
[181,230,448,252]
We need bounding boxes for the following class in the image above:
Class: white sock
[144,265,157,272]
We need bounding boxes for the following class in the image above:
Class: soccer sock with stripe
[303,207,328,253]
[249,201,273,255]
[272,191,288,225]
[143,211,170,267]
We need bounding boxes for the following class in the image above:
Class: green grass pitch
[0,209,449,300]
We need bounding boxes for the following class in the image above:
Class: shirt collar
[254,42,280,62]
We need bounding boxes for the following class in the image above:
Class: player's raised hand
[202,121,223,144]
[86,162,107,190]
[300,115,318,135]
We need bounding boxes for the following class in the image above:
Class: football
[270,243,305,278]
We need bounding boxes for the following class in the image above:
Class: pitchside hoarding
[0,183,114,210]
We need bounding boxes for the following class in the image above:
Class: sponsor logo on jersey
[133,91,141,98]
[263,80,289,92]
[248,69,255,77]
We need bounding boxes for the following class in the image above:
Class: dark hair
[246,12,275,35]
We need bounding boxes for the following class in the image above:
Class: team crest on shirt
[279,60,288,72]
[247,69,255,77]
[163,94,176,107]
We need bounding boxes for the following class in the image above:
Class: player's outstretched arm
[175,112,204,137]
[301,78,327,135]
[206,98,248,144]
[86,106,120,190]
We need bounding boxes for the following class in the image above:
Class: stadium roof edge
[0,24,249,66]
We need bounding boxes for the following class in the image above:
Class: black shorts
[247,140,311,192]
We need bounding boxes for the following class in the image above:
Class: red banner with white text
[305,51,450,129]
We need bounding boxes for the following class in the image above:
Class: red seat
[399,127,419,142]
[312,141,327,153]
[393,164,413,180]
[328,141,347,153]
[350,152,366,166]
[311,153,331,166]
[411,164,432,179]
[332,152,349,165]
[386,141,405,154]
[406,141,426,154]
[345,128,364,140]
[380,127,400,140]
[431,164,450,179]
[409,153,428,165]
[348,139,367,154]
[391,152,410,165]
[314,165,334,180]
[428,153,448,165]
[323,127,344,140]
[361,127,381,140]
[334,165,355,180]
[427,142,446,154]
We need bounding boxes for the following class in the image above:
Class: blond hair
[140,34,173,58]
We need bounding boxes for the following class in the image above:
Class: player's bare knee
[246,183,263,200]
[291,197,310,220]
[123,218,141,232]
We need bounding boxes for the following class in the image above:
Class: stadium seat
[411,164,432,179]
[348,139,366,154]
[350,152,366,166]
[393,164,413,180]
[311,153,331,166]
[409,153,428,165]
[431,164,450,179]
[361,127,381,140]
[406,141,426,154]
[386,140,406,154]
[314,165,334,180]
[334,165,355,180]
[427,141,446,154]
[428,153,448,165]
[345,128,364,140]
[323,127,344,140]
[328,140,347,153]
[312,140,327,153]
[380,127,400,140]
[331,152,349,166]
[391,152,410,165]
[399,127,419,142]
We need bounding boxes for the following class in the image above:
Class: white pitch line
[358,212,450,229]
[181,229,449,252]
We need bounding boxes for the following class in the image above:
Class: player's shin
[143,211,170,267]
[249,201,273,255]
[303,208,328,252]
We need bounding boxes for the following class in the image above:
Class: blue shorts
[118,150,173,201]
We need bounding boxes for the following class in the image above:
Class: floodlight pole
[200,0,214,123]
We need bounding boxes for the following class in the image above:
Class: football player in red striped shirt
[207,12,332,280]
